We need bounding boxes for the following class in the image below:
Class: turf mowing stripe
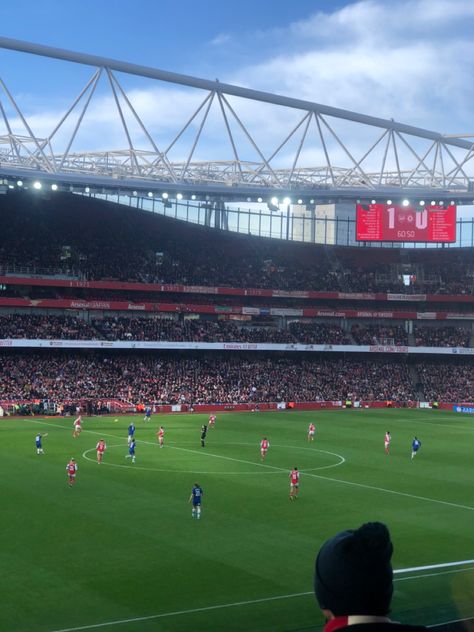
[47,565,474,632]
[26,419,474,512]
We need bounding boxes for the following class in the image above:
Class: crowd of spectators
[0,314,468,347]
[413,325,472,347]
[417,362,473,402]
[1,191,473,295]
[1,314,472,348]
[351,324,409,346]
[0,353,421,404]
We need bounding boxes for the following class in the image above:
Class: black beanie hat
[314,522,394,616]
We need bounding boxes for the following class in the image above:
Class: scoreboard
[356,203,456,243]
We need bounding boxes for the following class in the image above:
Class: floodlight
[419,200,425,206]
[283,197,291,205]
[271,197,278,205]
[177,193,183,200]
[297,199,303,204]
[132,190,138,196]
[17,180,23,187]
[246,197,252,202]
[402,199,410,207]
[51,184,58,191]
[191,194,197,200]
[371,199,376,204]
[386,199,392,205]
[148,192,153,198]
[85,187,90,193]
[33,181,42,190]
[162,192,169,199]
[310,199,315,204]
[257,197,263,203]
[431,201,436,206]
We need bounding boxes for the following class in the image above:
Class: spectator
[314,522,426,631]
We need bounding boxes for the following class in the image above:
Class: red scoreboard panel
[356,203,456,243]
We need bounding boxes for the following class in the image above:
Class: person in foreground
[314,521,426,632]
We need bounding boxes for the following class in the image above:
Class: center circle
[82,441,345,475]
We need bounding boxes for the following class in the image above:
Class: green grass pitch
[1,408,473,632]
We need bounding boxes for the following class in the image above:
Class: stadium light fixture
[148,192,153,198]
[191,194,196,200]
[33,181,42,190]
[177,193,183,201]
[85,187,90,193]
[402,199,410,207]
[450,200,455,205]
[386,199,392,205]
[257,197,263,203]
[283,197,291,205]
[246,197,252,202]
[8,184,14,189]
[371,199,376,204]
[431,201,436,206]
[271,197,279,205]
[310,199,315,204]
[51,184,58,191]
[419,200,425,206]
[132,190,138,196]
[17,180,23,187]
[162,192,169,199]
[297,198,303,204]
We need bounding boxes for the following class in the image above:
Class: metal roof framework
[0,36,473,203]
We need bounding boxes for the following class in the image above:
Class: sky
[1,0,474,216]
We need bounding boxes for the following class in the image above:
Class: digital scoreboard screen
[356,203,456,243]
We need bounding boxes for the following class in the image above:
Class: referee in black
[201,424,208,448]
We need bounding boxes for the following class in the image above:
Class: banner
[0,339,472,354]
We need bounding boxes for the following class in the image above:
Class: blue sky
[1,0,474,217]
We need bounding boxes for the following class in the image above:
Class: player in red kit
[260,437,269,461]
[66,458,77,486]
[289,467,300,500]
[73,415,82,438]
[156,426,165,448]
[96,439,106,464]
[385,431,391,455]
[308,422,316,442]
[208,414,216,428]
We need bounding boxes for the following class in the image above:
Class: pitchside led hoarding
[356,203,456,242]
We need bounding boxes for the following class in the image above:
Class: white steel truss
[0,37,473,201]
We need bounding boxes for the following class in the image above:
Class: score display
[356,203,456,242]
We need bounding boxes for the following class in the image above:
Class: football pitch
[1,408,473,632]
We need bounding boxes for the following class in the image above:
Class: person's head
[314,522,393,619]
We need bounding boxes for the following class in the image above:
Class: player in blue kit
[411,436,421,459]
[126,438,136,463]
[189,483,203,519]
[128,422,136,446]
[35,432,47,454]
[144,406,151,423]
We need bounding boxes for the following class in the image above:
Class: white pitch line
[47,563,474,632]
[28,419,474,511]
[394,559,474,573]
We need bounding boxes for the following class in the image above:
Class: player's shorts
[261,449,267,455]
[384,442,389,448]
[75,425,81,432]
[192,500,201,506]
[309,431,315,436]
[290,482,299,488]
[68,473,76,478]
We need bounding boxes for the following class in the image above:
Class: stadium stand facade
[0,191,473,414]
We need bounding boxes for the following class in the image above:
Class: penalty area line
[47,564,474,632]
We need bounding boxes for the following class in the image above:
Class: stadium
[1,10,473,632]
